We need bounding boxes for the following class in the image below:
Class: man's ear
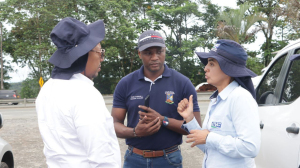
[138,50,142,59]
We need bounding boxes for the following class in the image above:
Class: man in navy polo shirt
[112,30,201,168]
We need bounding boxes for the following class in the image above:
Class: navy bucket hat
[196,39,257,98]
[49,17,105,69]
[196,39,257,78]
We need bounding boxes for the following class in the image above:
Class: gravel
[0,112,204,168]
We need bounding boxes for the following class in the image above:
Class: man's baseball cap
[137,30,165,51]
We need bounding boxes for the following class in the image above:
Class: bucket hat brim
[196,51,257,78]
[290,54,300,61]
[49,19,105,69]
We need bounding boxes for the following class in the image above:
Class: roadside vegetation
[0,0,299,98]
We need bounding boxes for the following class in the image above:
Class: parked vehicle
[0,114,14,168]
[255,39,300,167]
[0,90,19,105]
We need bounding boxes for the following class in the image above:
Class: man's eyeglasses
[91,49,105,58]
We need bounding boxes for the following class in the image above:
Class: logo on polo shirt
[211,122,222,129]
[130,96,143,100]
[165,91,175,104]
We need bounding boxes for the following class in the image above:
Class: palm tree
[283,0,300,33]
[216,2,265,44]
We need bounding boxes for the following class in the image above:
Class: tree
[216,2,266,74]
[20,77,39,98]
[282,0,300,39]
[217,2,265,44]
[238,0,286,67]
[0,27,13,89]
[1,0,223,94]
[284,0,300,29]
[197,0,221,51]
[86,0,142,94]
[4,0,91,79]
[145,0,220,85]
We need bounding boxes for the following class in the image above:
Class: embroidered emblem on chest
[211,122,222,128]
[165,91,175,104]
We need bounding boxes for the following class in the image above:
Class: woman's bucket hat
[196,39,257,98]
[196,39,257,78]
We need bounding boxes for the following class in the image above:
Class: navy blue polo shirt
[113,64,200,150]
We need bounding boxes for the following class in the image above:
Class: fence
[0,98,36,106]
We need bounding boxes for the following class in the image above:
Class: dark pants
[123,146,182,168]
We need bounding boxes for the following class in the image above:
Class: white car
[255,39,300,167]
[0,114,14,168]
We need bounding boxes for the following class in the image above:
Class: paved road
[0,96,209,168]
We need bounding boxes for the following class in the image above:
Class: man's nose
[150,53,159,60]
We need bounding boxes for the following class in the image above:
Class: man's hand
[138,106,164,124]
[177,95,194,123]
[186,129,210,147]
[135,116,161,137]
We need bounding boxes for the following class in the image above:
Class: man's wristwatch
[162,116,169,127]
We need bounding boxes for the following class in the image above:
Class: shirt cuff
[181,117,201,133]
[205,132,222,150]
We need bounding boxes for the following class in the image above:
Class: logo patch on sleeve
[165,91,175,104]
[211,122,222,128]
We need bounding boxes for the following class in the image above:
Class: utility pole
[0,22,3,90]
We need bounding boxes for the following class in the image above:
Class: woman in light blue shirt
[178,39,260,168]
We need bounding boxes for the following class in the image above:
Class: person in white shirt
[36,17,121,168]
[178,39,261,168]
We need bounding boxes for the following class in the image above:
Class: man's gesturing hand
[138,106,164,124]
[135,116,161,137]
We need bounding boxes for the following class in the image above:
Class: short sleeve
[113,79,127,109]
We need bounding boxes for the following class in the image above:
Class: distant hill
[9,82,22,94]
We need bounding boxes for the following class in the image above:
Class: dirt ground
[0,113,204,168]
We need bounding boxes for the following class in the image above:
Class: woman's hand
[186,129,210,147]
[177,95,194,123]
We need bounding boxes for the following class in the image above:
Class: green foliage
[246,56,264,75]
[9,82,22,94]
[92,0,142,94]
[237,0,286,67]
[20,78,40,98]
[283,0,300,34]
[2,62,12,89]
[146,0,218,85]
[198,1,220,50]
[261,39,288,66]
[3,0,297,94]
[217,2,265,44]
[0,22,13,89]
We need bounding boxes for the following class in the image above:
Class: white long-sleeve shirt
[36,73,121,168]
[183,81,260,168]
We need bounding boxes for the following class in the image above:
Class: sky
[1,0,265,83]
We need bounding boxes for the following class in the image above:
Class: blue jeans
[123,146,182,168]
